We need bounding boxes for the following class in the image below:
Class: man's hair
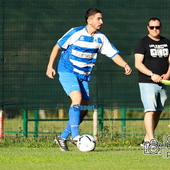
[85,8,101,23]
[148,17,162,26]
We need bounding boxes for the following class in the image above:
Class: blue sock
[60,120,71,139]
[60,119,83,139]
[69,105,80,139]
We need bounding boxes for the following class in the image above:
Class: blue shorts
[58,71,89,100]
[139,83,167,113]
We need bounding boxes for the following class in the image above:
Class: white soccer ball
[77,134,96,152]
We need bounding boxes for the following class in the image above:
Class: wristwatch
[150,72,154,77]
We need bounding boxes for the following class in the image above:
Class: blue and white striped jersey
[57,26,119,81]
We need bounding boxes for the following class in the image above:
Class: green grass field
[0,142,170,170]
[2,112,170,170]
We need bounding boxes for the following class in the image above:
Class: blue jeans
[139,83,167,113]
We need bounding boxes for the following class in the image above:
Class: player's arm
[134,53,162,83]
[46,44,61,79]
[112,54,132,75]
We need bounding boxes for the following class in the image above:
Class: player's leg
[55,72,81,151]
[69,99,89,139]
[68,79,90,141]
[60,99,88,141]
[57,73,90,149]
[60,79,89,140]
[69,98,89,145]
[60,91,82,140]
[80,99,89,119]
[79,79,90,123]
[69,90,82,140]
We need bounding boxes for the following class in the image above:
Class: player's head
[85,8,102,23]
[85,8,103,31]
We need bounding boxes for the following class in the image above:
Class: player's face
[88,13,103,31]
[147,20,162,39]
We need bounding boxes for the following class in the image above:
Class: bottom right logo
[143,135,170,159]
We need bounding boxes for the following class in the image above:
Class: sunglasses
[149,26,161,30]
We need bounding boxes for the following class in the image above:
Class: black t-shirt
[134,36,170,83]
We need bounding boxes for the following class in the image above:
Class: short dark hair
[85,8,101,23]
[148,17,162,26]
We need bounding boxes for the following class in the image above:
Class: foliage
[0,133,146,148]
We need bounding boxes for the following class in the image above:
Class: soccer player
[46,8,132,151]
[134,18,170,146]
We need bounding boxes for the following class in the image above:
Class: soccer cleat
[140,139,150,147]
[69,136,77,146]
[140,139,144,147]
[55,136,69,151]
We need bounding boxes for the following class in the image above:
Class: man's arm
[161,54,170,80]
[134,53,162,83]
[46,44,61,79]
[134,53,152,76]
[112,54,132,75]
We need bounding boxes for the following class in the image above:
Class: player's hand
[124,64,132,75]
[46,67,56,79]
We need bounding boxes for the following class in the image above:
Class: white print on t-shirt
[149,44,169,58]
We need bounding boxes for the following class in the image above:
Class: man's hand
[151,73,162,83]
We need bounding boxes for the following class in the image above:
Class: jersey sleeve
[100,35,119,58]
[134,39,145,54]
[57,28,79,50]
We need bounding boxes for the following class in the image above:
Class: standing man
[46,8,132,151]
[134,17,170,145]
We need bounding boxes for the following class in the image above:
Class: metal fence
[2,108,170,140]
